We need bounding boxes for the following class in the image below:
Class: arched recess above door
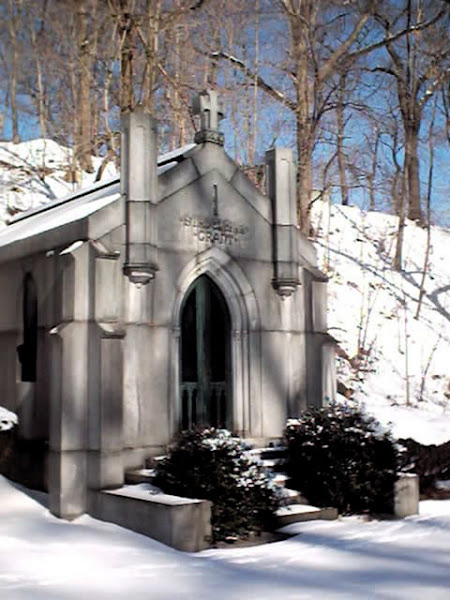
[172,246,260,335]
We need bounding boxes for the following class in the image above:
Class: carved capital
[272,278,299,298]
[194,130,224,146]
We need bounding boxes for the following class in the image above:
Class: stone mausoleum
[0,91,336,521]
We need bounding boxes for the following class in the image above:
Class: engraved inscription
[180,215,249,246]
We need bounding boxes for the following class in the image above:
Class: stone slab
[125,468,156,485]
[89,486,212,552]
[394,473,419,518]
[275,504,338,527]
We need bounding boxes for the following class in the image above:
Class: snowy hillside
[312,201,450,444]
[0,139,117,224]
[1,138,449,445]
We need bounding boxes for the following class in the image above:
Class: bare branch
[317,12,371,83]
[418,66,450,109]
[209,51,297,111]
[346,8,448,64]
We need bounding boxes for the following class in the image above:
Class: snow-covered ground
[0,475,449,599]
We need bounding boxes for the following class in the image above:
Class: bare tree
[374,0,450,224]
[6,0,22,143]
[211,0,447,234]
[336,72,350,206]
[74,0,94,172]
[415,95,437,318]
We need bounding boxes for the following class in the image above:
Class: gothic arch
[169,246,261,436]
[172,246,260,333]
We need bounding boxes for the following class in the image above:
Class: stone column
[303,267,335,408]
[87,328,125,490]
[265,147,300,298]
[88,250,125,490]
[47,246,92,519]
[121,107,159,286]
[48,320,89,519]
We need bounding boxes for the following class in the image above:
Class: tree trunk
[10,51,20,144]
[368,128,380,211]
[118,1,135,112]
[76,0,94,172]
[291,5,315,236]
[415,97,436,319]
[405,123,423,223]
[142,3,160,112]
[394,159,408,271]
[8,0,20,144]
[297,121,314,235]
[29,19,47,147]
[336,74,349,205]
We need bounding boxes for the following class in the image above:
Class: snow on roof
[157,143,196,165]
[0,143,196,249]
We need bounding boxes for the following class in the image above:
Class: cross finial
[192,90,224,145]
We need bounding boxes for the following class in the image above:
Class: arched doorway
[180,275,231,430]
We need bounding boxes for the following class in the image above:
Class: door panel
[180,276,230,429]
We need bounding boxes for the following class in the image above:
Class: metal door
[180,275,231,429]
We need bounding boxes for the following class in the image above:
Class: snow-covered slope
[1,138,449,444]
[0,138,118,225]
[313,201,450,444]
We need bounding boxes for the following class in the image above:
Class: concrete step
[275,504,338,527]
[271,473,288,487]
[278,487,311,506]
[247,446,287,461]
[145,455,166,469]
[259,457,287,470]
[125,468,157,485]
[91,484,211,552]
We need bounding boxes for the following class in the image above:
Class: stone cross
[193,90,224,145]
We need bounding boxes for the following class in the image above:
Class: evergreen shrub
[285,403,399,514]
[154,429,280,542]
[0,429,15,477]
[399,437,450,493]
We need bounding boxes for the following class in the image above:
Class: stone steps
[125,468,157,485]
[247,445,287,461]
[275,504,338,527]
[278,486,308,506]
[125,445,339,528]
[271,473,288,487]
[251,447,339,524]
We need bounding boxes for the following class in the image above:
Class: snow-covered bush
[0,407,18,432]
[154,429,280,542]
[285,403,399,514]
[0,406,18,476]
